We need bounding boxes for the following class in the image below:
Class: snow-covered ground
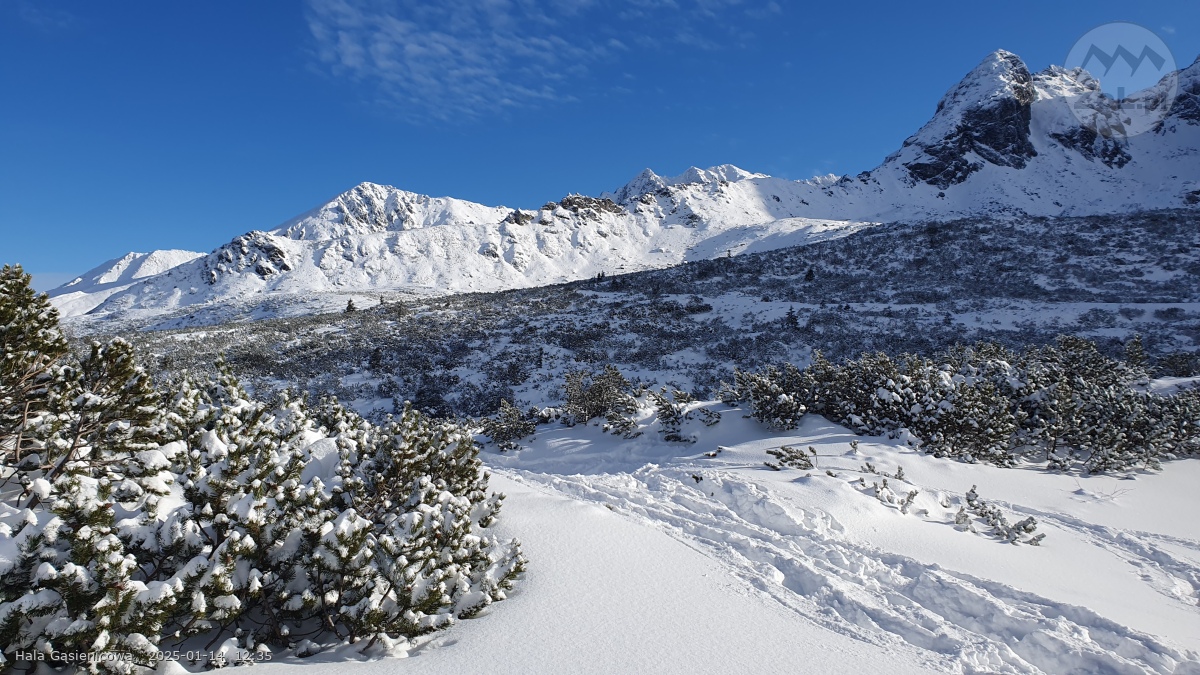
[241,406,1200,674]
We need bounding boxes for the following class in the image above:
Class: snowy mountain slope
[52,188,870,327]
[602,51,1200,221]
[49,249,204,317]
[275,181,513,241]
[50,51,1200,328]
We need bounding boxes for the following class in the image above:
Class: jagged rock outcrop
[900,51,1038,188]
[206,232,294,284]
[1164,56,1200,126]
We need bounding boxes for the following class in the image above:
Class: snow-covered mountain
[51,50,1200,327]
[50,249,205,318]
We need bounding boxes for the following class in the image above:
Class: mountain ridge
[50,49,1200,328]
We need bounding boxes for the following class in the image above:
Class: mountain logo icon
[1081,44,1167,77]
[1064,22,1178,138]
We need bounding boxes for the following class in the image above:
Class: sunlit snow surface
[233,405,1199,675]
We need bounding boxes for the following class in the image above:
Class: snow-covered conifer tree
[0,264,69,472]
[483,399,536,450]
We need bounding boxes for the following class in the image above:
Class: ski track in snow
[1007,503,1200,610]
[506,466,1200,675]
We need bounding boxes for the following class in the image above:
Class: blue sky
[2,1,1197,288]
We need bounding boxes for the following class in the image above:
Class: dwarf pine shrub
[735,337,1199,472]
[0,266,524,671]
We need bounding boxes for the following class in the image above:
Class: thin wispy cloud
[9,0,78,32]
[305,0,768,122]
[745,1,781,19]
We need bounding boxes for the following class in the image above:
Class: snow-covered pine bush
[1156,351,1200,377]
[926,380,1017,466]
[52,339,166,495]
[1150,389,1200,459]
[890,356,955,443]
[0,336,179,670]
[764,445,816,471]
[166,365,326,646]
[1025,341,1199,470]
[815,352,930,436]
[1011,365,1074,465]
[561,365,640,437]
[1064,381,1191,474]
[0,264,69,471]
[962,485,1044,545]
[483,399,537,450]
[1049,335,1137,387]
[273,394,525,642]
[732,365,808,430]
[0,270,524,670]
[816,352,880,433]
[1124,334,1148,370]
[695,406,721,427]
[734,336,1197,473]
[717,379,743,406]
[648,388,696,442]
[602,409,642,439]
[2,470,180,671]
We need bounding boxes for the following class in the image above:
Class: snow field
[249,473,940,675]
[253,404,1200,674]
[475,409,1200,674]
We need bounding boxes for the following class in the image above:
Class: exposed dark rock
[1167,60,1200,124]
[205,232,293,284]
[904,52,1038,189]
[555,195,627,217]
[503,209,534,225]
[905,154,983,190]
[1050,127,1131,168]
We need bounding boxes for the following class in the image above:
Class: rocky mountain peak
[935,50,1035,112]
[273,181,510,241]
[1033,65,1102,98]
[609,164,762,204]
[671,164,760,185]
[898,50,1038,188]
[277,182,418,240]
[610,168,668,205]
